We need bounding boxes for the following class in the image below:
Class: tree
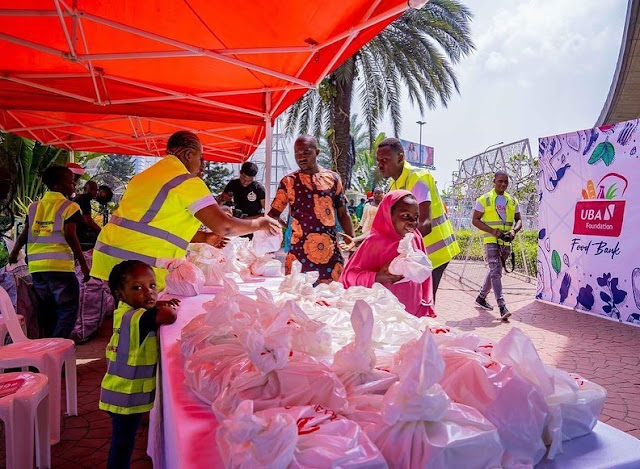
[1,132,69,217]
[286,0,474,183]
[351,132,387,193]
[202,162,233,196]
[98,154,135,183]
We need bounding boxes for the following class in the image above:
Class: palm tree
[285,0,474,183]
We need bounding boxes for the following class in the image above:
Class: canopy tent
[0,0,417,167]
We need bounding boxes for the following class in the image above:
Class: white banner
[538,118,640,326]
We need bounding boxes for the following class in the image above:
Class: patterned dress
[271,169,345,283]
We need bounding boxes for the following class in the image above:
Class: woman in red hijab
[340,190,435,318]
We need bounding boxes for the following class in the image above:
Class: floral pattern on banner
[272,169,345,283]
[538,118,640,326]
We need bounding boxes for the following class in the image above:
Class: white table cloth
[148,277,640,469]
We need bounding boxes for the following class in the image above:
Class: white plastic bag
[249,256,283,277]
[212,352,348,420]
[251,223,283,256]
[492,327,564,459]
[361,331,503,469]
[217,400,387,469]
[388,233,432,283]
[159,258,205,296]
[439,347,548,467]
[332,301,397,396]
[184,343,253,404]
[550,370,606,441]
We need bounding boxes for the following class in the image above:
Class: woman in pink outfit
[340,190,435,318]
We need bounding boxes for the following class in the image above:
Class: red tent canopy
[0,0,412,162]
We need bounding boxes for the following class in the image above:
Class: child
[340,190,435,318]
[100,260,179,469]
[9,165,90,338]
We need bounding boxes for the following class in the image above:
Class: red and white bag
[217,400,387,468]
[439,347,548,467]
[332,301,397,396]
[356,331,504,469]
[159,258,205,296]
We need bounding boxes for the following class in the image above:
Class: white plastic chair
[0,372,50,469]
[0,314,27,345]
[0,286,77,445]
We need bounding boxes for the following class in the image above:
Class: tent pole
[69,149,75,163]
[264,91,273,207]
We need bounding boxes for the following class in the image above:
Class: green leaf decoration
[605,183,618,200]
[551,250,561,275]
[588,141,615,166]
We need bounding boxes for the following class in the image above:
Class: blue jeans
[107,412,143,469]
[31,271,79,339]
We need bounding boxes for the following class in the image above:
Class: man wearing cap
[376,137,460,299]
[66,162,85,184]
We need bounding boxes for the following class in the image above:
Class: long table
[148,278,640,469]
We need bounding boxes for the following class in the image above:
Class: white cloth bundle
[158,258,205,296]
[439,346,549,467]
[217,400,388,468]
[388,233,433,283]
[351,331,504,469]
[250,224,283,257]
[331,301,397,396]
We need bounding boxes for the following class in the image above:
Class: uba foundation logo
[573,173,628,237]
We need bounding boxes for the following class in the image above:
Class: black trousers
[431,261,449,302]
[107,412,143,469]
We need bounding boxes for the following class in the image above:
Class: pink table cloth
[147,277,640,469]
[147,277,285,469]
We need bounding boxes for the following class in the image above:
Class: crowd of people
[6,129,521,468]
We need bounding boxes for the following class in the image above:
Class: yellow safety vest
[99,302,158,414]
[390,162,460,268]
[90,155,214,289]
[477,189,518,244]
[26,192,80,273]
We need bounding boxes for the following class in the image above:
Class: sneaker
[475,296,493,310]
[500,306,511,321]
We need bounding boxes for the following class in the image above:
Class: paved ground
[1,273,638,467]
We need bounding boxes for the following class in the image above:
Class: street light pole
[483,141,504,154]
[416,120,426,165]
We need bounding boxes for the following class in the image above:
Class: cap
[66,162,85,175]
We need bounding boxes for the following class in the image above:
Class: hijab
[340,190,435,317]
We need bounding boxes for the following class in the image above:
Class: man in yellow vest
[90,130,280,288]
[472,171,522,320]
[376,138,460,298]
[9,165,90,338]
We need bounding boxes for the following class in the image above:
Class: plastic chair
[0,286,77,445]
[0,372,50,469]
[0,314,27,344]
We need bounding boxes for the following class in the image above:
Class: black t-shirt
[223,179,265,217]
[73,194,92,216]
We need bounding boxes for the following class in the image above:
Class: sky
[381,0,629,189]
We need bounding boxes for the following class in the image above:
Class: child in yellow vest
[9,165,90,338]
[100,260,179,469]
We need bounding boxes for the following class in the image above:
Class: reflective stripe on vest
[106,310,157,380]
[27,200,72,244]
[391,163,460,268]
[425,233,457,255]
[100,308,158,412]
[94,173,194,266]
[139,174,192,223]
[479,189,516,244]
[100,388,156,408]
[94,240,159,267]
[109,215,189,251]
[28,251,74,261]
